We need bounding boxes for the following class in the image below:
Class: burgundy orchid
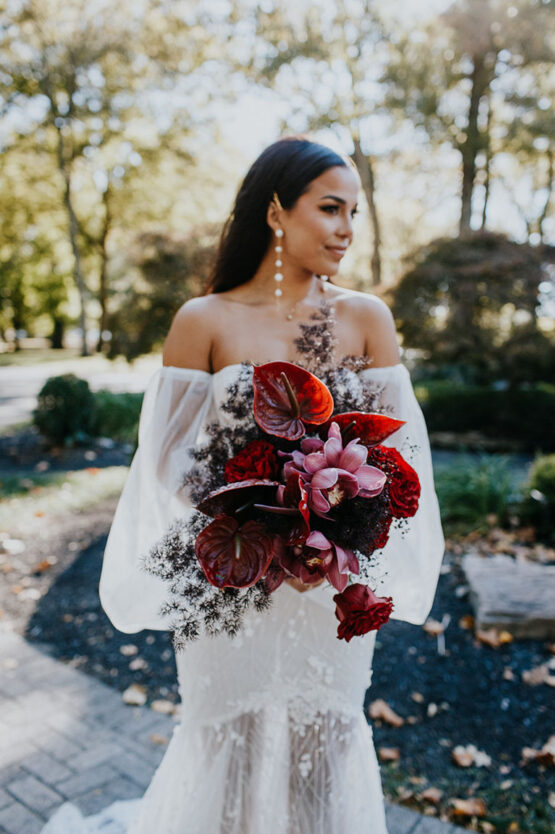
[252,361,333,440]
[282,422,387,516]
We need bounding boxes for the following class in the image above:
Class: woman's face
[274,165,360,278]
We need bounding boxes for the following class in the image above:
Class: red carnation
[225,440,280,483]
[333,583,394,642]
[366,445,420,518]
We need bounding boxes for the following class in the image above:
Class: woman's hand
[285,576,326,593]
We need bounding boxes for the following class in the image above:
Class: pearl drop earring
[320,275,329,292]
[274,228,284,298]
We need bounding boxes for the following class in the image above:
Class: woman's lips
[326,246,347,259]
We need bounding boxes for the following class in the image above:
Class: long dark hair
[206,135,354,294]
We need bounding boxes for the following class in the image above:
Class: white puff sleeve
[99,366,214,633]
[358,363,445,624]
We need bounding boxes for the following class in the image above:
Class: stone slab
[462,552,555,639]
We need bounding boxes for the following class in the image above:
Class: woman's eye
[351,208,359,217]
[321,205,339,214]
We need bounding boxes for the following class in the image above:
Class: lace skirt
[129,582,388,834]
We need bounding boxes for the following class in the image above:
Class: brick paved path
[0,632,467,834]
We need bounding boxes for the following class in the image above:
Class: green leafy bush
[92,390,143,443]
[33,374,96,446]
[519,454,555,543]
[416,382,555,451]
[434,454,515,532]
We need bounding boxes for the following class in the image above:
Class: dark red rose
[367,445,420,518]
[225,440,280,483]
[333,583,394,642]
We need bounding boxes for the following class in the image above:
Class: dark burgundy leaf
[197,479,280,517]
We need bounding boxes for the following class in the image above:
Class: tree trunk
[55,126,89,356]
[480,94,492,230]
[352,137,381,286]
[459,53,488,237]
[96,189,111,353]
[537,148,553,244]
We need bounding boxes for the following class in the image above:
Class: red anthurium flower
[333,583,394,642]
[197,479,280,518]
[319,412,405,447]
[195,516,275,589]
[252,361,334,440]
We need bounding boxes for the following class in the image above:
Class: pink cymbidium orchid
[304,530,359,592]
[282,422,387,517]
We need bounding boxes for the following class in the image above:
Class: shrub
[416,382,555,452]
[519,454,555,543]
[434,454,515,532]
[92,390,143,443]
[33,374,96,446]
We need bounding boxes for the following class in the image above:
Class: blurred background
[0,1,554,832]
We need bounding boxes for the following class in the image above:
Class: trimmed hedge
[415,382,555,451]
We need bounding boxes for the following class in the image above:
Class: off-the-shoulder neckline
[161,362,405,377]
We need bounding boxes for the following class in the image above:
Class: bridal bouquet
[147,360,421,647]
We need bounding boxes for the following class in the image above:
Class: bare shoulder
[334,287,400,367]
[162,295,216,370]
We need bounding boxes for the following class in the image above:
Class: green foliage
[434,454,515,530]
[417,380,555,451]
[33,374,96,446]
[519,454,555,544]
[92,391,143,443]
[391,232,554,385]
[107,229,215,361]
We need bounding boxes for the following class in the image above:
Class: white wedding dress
[42,361,445,834]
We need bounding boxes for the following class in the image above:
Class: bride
[43,135,444,833]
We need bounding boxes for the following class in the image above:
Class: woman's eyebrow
[320,195,358,206]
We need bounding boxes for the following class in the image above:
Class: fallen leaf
[423,618,445,636]
[420,786,443,803]
[520,734,555,767]
[122,683,147,706]
[10,585,24,595]
[459,615,474,630]
[406,715,419,724]
[86,467,100,475]
[480,822,496,833]
[548,792,555,809]
[368,698,405,727]
[129,657,148,671]
[547,643,555,655]
[427,702,438,718]
[450,797,487,816]
[396,786,414,800]
[34,511,44,517]
[503,667,515,681]
[522,664,555,686]
[478,627,512,648]
[150,733,169,745]
[119,644,138,657]
[377,746,400,762]
[408,775,427,785]
[33,558,55,573]
[150,699,175,715]
[411,691,424,703]
[500,779,513,790]
[452,744,491,768]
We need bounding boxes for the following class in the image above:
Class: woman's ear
[266,200,280,233]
